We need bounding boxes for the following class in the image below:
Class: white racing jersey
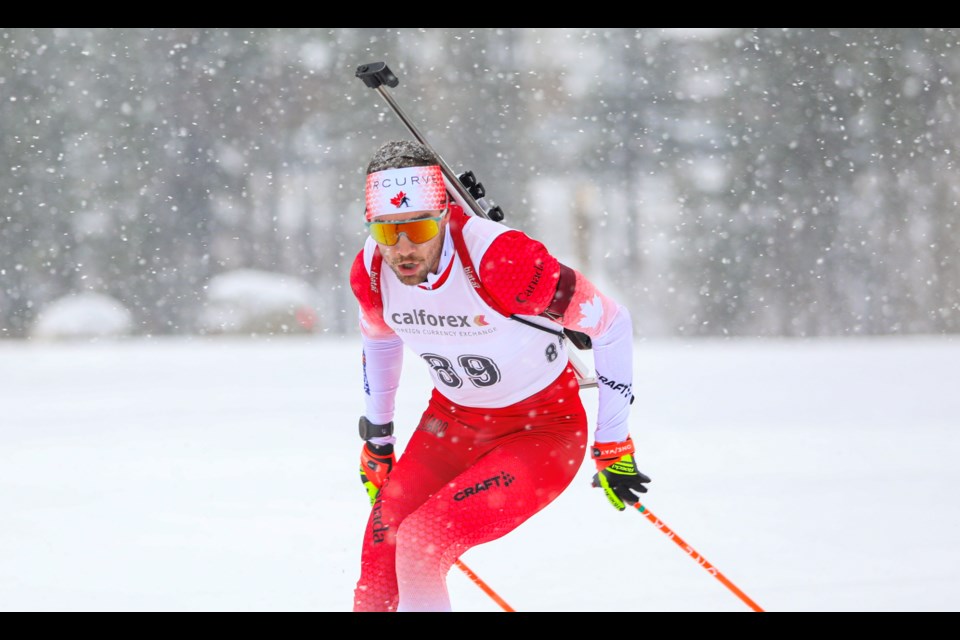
[368,216,569,408]
[351,204,635,443]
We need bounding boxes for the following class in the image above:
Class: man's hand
[360,441,395,506]
[590,438,651,511]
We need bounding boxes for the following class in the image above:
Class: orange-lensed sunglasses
[366,213,446,246]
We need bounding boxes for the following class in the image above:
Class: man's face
[371,209,448,286]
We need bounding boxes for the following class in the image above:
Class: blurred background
[2,27,958,341]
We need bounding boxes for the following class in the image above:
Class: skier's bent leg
[394,431,584,611]
[353,444,455,612]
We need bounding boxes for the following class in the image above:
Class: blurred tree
[2,28,958,339]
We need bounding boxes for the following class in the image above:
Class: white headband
[365,165,447,221]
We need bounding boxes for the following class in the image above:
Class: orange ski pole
[455,559,515,612]
[632,501,764,612]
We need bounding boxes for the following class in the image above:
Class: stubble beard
[388,238,443,286]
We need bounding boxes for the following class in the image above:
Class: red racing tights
[353,365,588,612]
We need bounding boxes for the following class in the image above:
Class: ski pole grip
[356,62,399,89]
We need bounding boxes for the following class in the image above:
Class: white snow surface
[1,334,958,612]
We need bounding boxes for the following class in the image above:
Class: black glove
[359,441,395,506]
[590,437,651,511]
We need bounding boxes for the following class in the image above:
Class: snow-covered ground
[2,334,958,612]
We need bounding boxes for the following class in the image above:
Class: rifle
[355,62,596,388]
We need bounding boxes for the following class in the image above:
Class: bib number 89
[421,353,501,388]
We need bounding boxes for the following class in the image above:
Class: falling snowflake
[578,295,603,329]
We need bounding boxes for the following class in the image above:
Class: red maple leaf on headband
[390,191,411,208]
